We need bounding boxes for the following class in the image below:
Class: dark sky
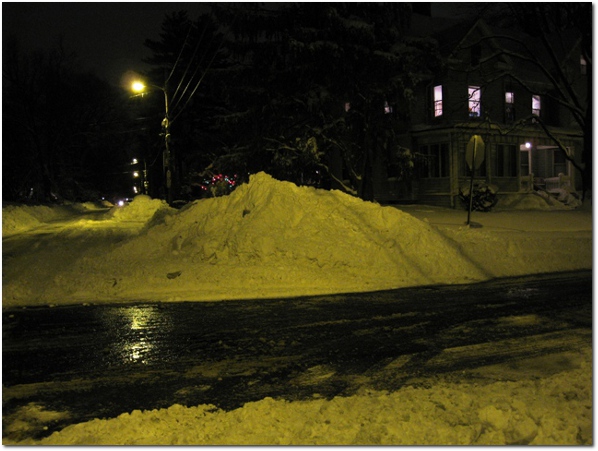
[2,2,209,87]
[3,2,462,88]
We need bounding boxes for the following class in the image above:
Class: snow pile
[496,192,572,210]
[3,173,487,304]
[6,346,591,445]
[103,195,173,224]
[1,202,113,236]
[2,205,46,236]
[0,204,83,236]
[2,173,592,445]
[2,172,592,307]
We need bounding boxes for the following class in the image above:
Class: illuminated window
[384,101,393,114]
[505,91,515,122]
[580,56,587,75]
[468,86,481,117]
[433,85,443,117]
[532,95,541,116]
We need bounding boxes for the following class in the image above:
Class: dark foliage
[3,37,136,202]
[459,182,499,212]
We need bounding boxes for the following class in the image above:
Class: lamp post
[132,81,174,205]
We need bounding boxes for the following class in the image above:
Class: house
[376,18,587,208]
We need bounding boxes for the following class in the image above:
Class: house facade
[373,19,587,207]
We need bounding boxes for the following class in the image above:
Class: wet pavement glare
[2,270,592,441]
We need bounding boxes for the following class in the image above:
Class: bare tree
[456,3,591,199]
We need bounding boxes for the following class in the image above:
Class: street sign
[466,135,485,170]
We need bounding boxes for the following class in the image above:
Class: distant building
[375,18,587,207]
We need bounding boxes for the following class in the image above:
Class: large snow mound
[62,172,488,303]
[2,172,591,306]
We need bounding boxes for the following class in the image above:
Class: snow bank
[2,174,592,445]
[103,195,172,224]
[6,346,591,445]
[2,172,592,307]
[496,192,575,210]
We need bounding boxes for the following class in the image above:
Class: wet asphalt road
[2,270,592,440]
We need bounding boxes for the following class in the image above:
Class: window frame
[433,85,443,117]
[494,144,518,177]
[468,86,481,118]
[505,91,515,122]
[417,143,449,178]
[532,94,541,117]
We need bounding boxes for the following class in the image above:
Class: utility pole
[161,84,173,205]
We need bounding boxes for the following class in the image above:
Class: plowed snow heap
[90,172,486,302]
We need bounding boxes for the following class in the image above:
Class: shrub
[459,182,498,212]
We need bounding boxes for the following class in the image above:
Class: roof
[425,18,583,89]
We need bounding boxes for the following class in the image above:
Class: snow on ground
[2,172,592,307]
[5,344,592,445]
[2,172,593,445]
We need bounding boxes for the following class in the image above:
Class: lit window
[433,85,443,117]
[580,56,587,75]
[505,91,515,122]
[468,86,481,117]
[384,101,393,114]
[532,95,541,116]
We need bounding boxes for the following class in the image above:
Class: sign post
[465,135,485,226]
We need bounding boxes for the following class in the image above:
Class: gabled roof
[427,18,583,89]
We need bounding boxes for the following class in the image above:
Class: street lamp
[131,80,174,205]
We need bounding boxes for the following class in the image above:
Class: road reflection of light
[123,307,157,363]
[99,305,174,365]
[124,338,152,363]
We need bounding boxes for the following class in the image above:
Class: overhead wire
[165,19,195,87]
[170,20,207,107]
[171,15,234,124]
[170,20,220,116]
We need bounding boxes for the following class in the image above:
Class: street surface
[2,270,592,441]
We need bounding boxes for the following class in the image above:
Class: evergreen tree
[141,11,231,200]
[211,3,441,198]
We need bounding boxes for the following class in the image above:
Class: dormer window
[468,86,481,118]
[532,95,541,117]
[433,85,443,117]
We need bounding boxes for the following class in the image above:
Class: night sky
[3,2,460,88]
[2,2,210,87]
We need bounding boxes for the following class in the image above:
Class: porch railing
[545,173,571,193]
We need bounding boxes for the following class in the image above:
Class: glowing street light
[131,81,146,94]
[130,79,173,205]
